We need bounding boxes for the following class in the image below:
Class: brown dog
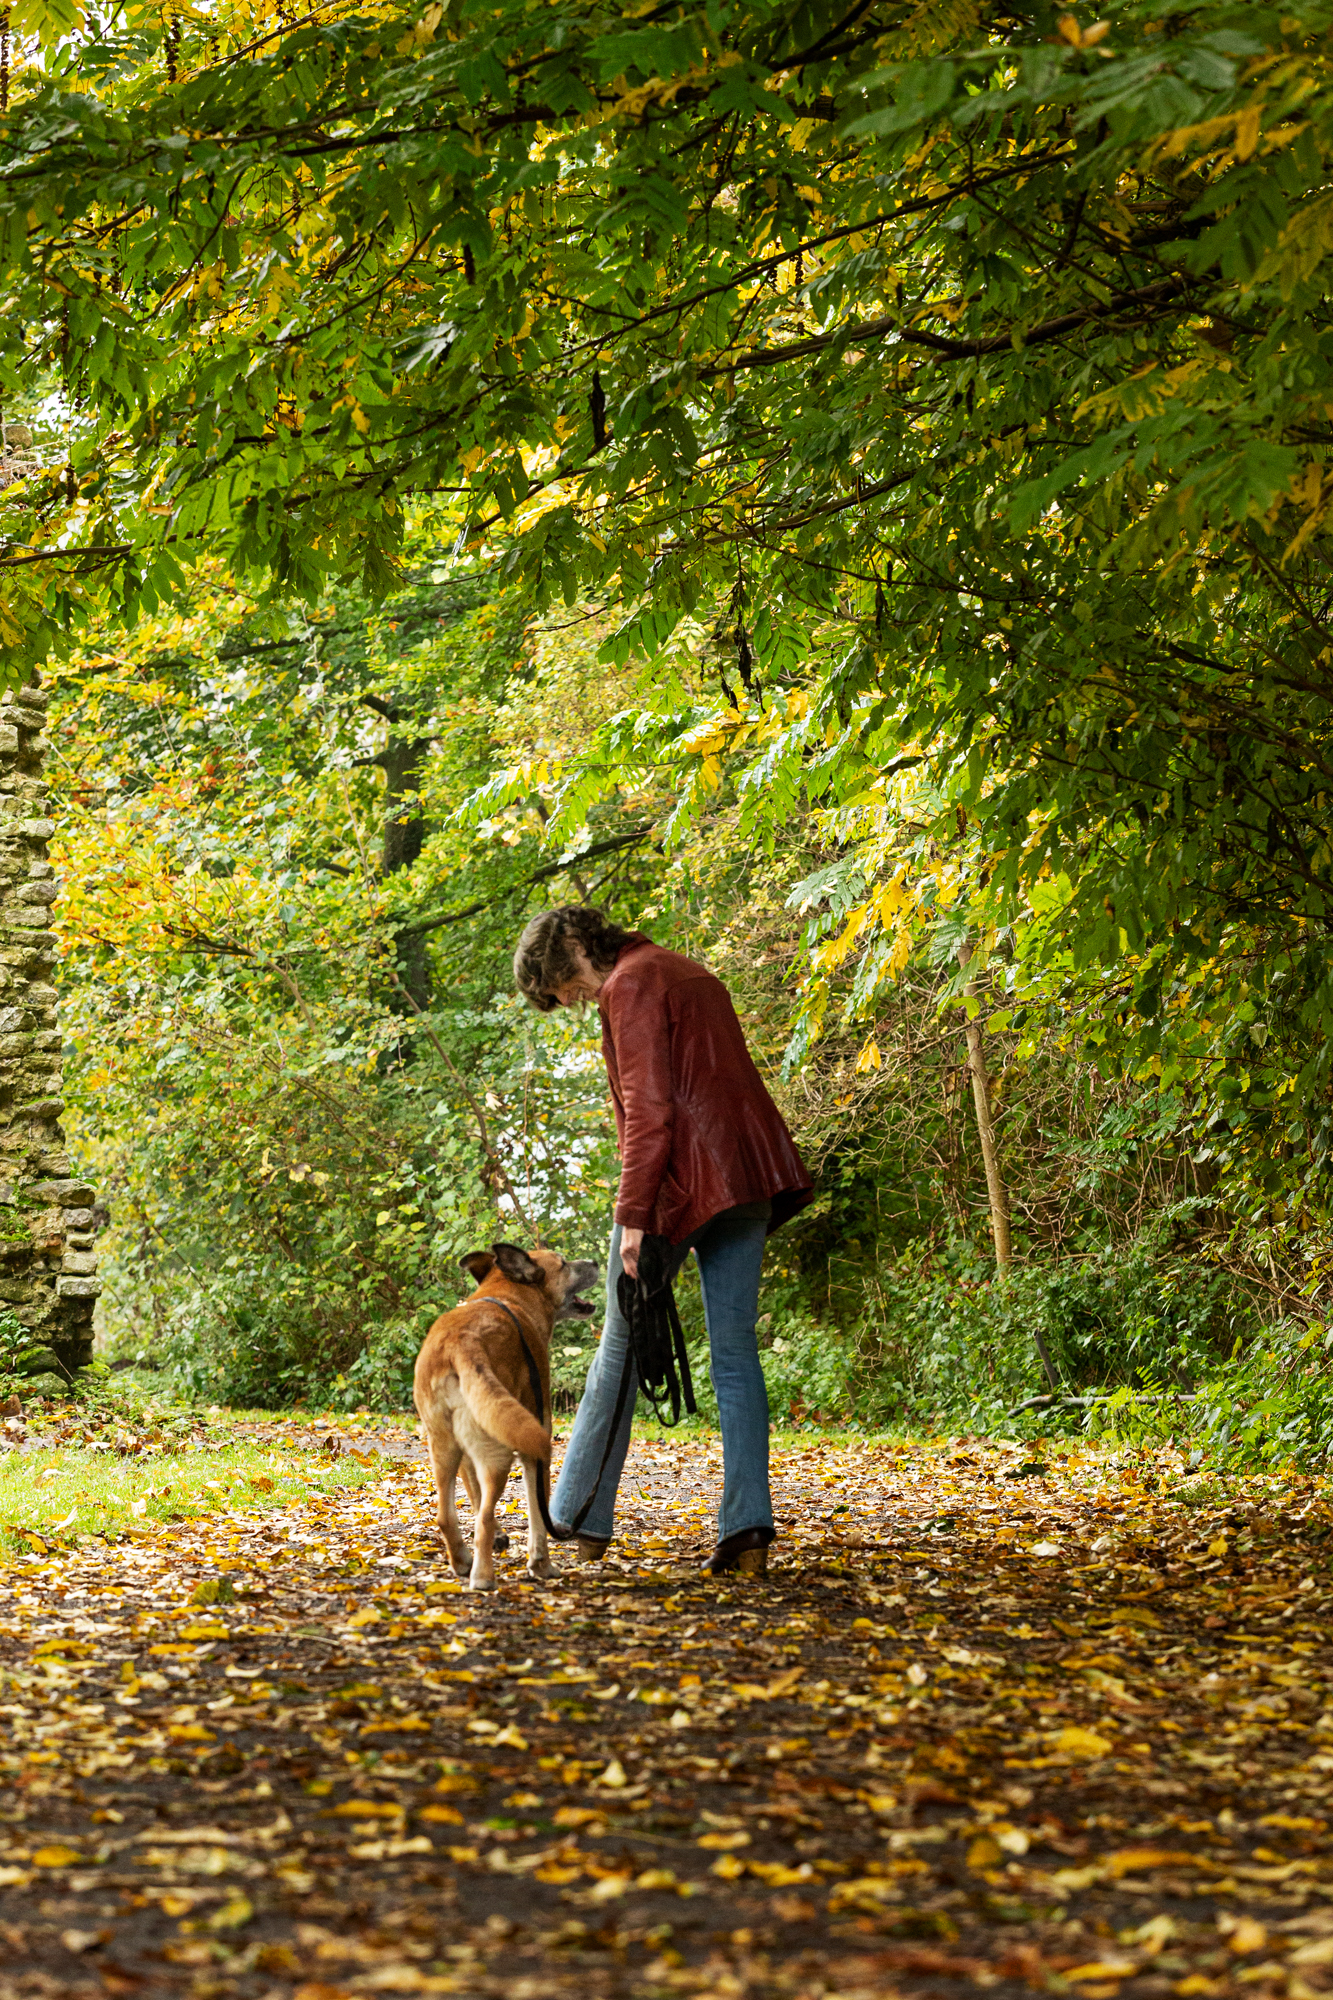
[413,1242,599,1590]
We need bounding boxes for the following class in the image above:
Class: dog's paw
[526,1558,556,1582]
[468,1575,497,1592]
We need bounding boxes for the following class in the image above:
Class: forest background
[0,0,1330,1464]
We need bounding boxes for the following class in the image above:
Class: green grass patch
[0,1437,392,1553]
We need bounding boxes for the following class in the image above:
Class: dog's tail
[455,1337,551,1462]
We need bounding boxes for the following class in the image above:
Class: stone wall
[0,678,99,1380]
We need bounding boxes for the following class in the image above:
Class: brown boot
[705,1526,775,1576]
[574,1535,609,1563]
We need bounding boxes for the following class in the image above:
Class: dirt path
[2,1431,1331,2000]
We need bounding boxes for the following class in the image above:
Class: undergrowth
[88,1217,1333,1475]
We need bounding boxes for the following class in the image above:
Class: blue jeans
[551,1211,772,1545]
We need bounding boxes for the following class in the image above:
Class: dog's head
[460,1242,600,1321]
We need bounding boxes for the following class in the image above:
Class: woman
[514,906,812,1575]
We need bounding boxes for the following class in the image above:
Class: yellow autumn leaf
[1228,1919,1268,1955]
[635,1867,680,1890]
[1104,1848,1199,1878]
[586,1873,631,1901]
[1053,1726,1114,1759]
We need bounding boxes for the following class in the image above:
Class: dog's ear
[491,1242,543,1287]
[459,1250,496,1282]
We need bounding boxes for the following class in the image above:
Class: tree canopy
[5,0,1333,1332]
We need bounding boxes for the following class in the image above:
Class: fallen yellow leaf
[553,1806,606,1828]
[748,1860,817,1886]
[1104,1848,1199,1879]
[636,1867,679,1890]
[731,1665,805,1701]
[1054,1726,1114,1759]
[1228,1919,1268,1955]
[207,1895,254,1931]
[1289,1938,1333,1968]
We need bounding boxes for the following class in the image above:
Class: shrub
[840,1233,1252,1432]
[331,1309,438,1413]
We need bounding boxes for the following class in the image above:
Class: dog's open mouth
[565,1292,595,1318]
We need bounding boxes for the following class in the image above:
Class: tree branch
[696,273,1197,379]
[397,828,655,936]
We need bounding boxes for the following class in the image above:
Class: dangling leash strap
[616,1236,696,1428]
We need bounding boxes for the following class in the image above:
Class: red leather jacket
[598,936,813,1244]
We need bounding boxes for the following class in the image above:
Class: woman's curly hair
[513,905,637,1012]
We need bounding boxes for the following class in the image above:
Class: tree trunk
[956,942,1060,1392]
[380,733,431,1012]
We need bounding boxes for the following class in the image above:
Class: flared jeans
[551,1210,773,1545]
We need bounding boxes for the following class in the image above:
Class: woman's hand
[619,1226,644,1280]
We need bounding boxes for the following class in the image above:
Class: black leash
[616,1235,697,1428]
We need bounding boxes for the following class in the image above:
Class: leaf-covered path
[3,1432,1332,2000]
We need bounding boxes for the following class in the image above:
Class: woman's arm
[619,1225,645,1280]
[603,971,673,1257]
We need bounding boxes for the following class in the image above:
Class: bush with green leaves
[819,1234,1254,1434]
[1088,1317,1333,1472]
